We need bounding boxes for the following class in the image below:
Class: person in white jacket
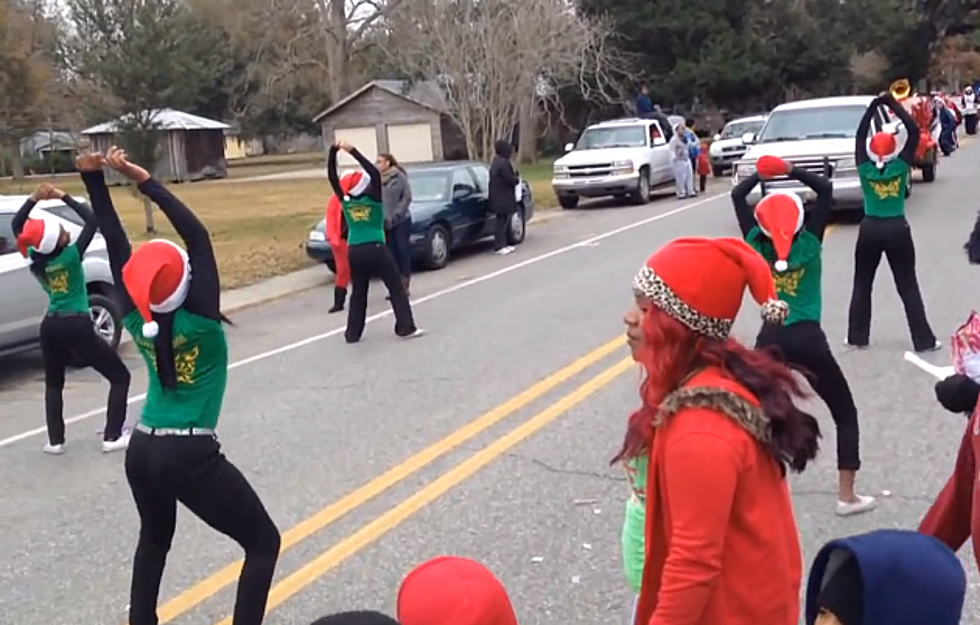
[961,86,977,135]
[668,124,695,199]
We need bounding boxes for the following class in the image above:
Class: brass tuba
[890,78,912,100]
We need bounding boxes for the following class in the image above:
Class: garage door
[386,123,434,163]
[333,127,378,167]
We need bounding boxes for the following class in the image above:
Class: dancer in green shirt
[76,148,280,625]
[846,92,939,352]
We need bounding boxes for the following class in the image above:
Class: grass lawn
[0,154,557,289]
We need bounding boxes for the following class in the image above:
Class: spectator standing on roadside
[697,141,711,192]
[669,124,695,199]
[635,85,654,118]
[685,119,700,186]
[379,153,414,298]
[489,139,519,256]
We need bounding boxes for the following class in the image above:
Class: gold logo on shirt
[175,345,199,385]
[46,269,69,294]
[868,177,902,199]
[772,268,804,297]
[348,207,372,222]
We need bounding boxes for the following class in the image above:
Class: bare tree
[383,0,625,161]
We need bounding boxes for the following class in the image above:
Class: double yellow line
[142,335,633,625]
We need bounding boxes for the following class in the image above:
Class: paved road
[2,150,979,625]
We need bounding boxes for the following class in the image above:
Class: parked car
[708,115,767,176]
[0,196,124,358]
[305,161,534,272]
[551,115,679,209]
[731,96,897,211]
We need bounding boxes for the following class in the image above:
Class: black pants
[846,216,936,351]
[346,242,417,342]
[493,212,511,251]
[385,217,412,278]
[966,113,977,135]
[756,321,860,471]
[125,430,280,625]
[40,313,130,445]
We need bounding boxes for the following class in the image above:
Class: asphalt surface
[1,149,980,625]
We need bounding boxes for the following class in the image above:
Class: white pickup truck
[732,96,897,210]
[552,115,684,209]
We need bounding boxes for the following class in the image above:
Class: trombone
[890,78,912,100]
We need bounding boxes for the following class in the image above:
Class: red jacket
[326,195,347,248]
[919,413,980,570]
[697,144,711,176]
[635,368,802,625]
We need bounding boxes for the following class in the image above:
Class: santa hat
[121,239,192,338]
[16,216,61,261]
[867,131,899,170]
[632,236,789,339]
[340,170,370,200]
[754,191,804,272]
[397,556,518,625]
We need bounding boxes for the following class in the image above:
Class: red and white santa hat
[397,556,518,625]
[754,191,804,272]
[632,236,789,339]
[340,170,370,200]
[16,216,61,261]
[121,239,191,338]
[867,130,899,170]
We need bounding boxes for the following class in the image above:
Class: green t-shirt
[747,227,822,325]
[859,160,909,218]
[124,308,228,430]
[622,455,649,594]
[342,195,386,245]
[30,244,90,314]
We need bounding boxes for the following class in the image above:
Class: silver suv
[0,196,123,358]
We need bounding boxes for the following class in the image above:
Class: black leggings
[846,216,936,350]
[39,313,130,444]
[493,212,511,251]
[346,242,417,342]
[385,218,412,278]
[125,430,281,625]
[757,321,861,471]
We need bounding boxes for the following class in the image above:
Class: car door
[648,121,671,183]
[467,164,496,237]
[0,212,48,348]
[450,167,486,243]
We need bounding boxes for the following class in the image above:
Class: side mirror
[741,132,756,145]
[563,142,575,152]
[713,133,721,141]
[452,184,474,199]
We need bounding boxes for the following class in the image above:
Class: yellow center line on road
[150,335,627,624]
[213,356,636,624]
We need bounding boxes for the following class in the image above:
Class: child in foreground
[805,529,965,625]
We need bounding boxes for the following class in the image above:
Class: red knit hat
[340,170,370,200]
[867,131,898,169]
[16,216,61,260]
[756,154,790,180]
[397,556,518,625]
[122,239,191,338]
[754,191,804,272]
[632,237,789,338]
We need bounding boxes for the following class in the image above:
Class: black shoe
[328,286,346,313]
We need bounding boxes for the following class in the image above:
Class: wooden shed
[312,79,467,167]
[81,109,231,183]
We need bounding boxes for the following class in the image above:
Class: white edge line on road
[0,192,725,449]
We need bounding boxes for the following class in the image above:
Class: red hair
[613,306,820,475]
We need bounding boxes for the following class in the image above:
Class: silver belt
[135,423,215,437]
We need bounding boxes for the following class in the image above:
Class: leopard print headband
[632,266,733,339]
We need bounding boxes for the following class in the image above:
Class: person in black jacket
[488,139,519,256]
[12,182,131,455]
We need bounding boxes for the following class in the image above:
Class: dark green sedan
[305,161,534,272]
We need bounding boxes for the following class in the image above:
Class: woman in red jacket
[618,236,820,625]
[326,191,351,313]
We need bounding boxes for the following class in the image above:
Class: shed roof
[82,109,230,135]
[312,79,447,123]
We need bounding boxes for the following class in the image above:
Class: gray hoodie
[382,167,412,228]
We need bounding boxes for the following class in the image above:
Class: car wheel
[630,168,650,205]
[424,223,451,270]
[89,293,122,350]
[325,258,336,274]
[507,208,526,245]
[558,195,579,209]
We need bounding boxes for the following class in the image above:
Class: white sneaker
[102,431,131,453]
[43,443,65,455]
[917,340,943,353]
[843,338,868,349]
[836,494,877,517]
[494,246,514,256]
[399,328,427,340]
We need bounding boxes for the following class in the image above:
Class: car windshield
[39,203,85,226]
[756,105,867,143]
[575,126,647,150]
[408,171,450,202]
[721,120,765,139]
